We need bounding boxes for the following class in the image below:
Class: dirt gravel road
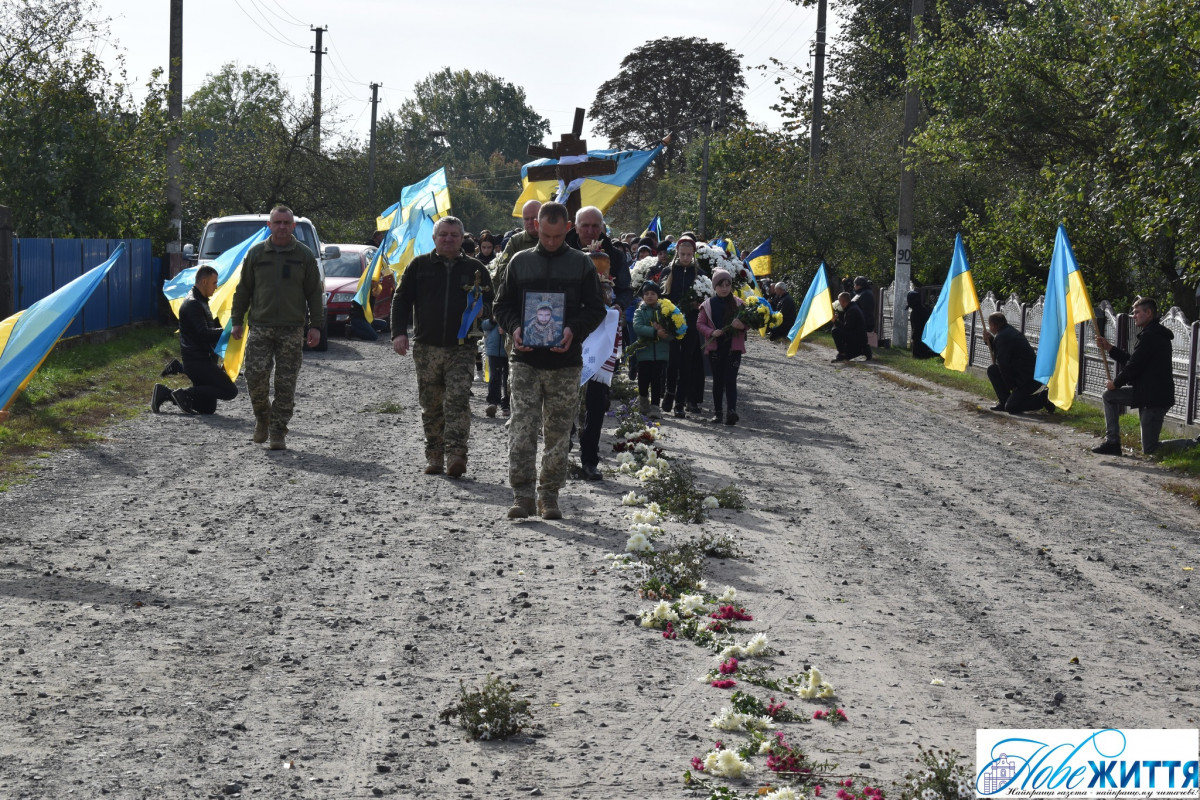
[1,333,1196,799]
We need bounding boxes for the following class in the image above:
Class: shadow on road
[0,562,183,607]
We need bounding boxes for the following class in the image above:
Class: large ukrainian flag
[511,144,663,217]
[921,233,979,371]
[162,227,269,318]
[1034,225,1094,410]
[0,244,124,414]
[376,167,452,280]
[786,263,835,357]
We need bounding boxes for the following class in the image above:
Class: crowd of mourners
[152,201,1197,522]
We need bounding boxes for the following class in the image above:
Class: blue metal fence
[12,237,158,337]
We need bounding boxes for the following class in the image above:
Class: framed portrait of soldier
[522,291,565,348]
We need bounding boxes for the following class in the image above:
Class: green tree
[397,68,549,165]
[589,37,746,172]
[0,0,172,243]
[911,0,1200,315]
[180,63,354,243]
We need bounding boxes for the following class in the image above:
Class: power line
[230,0,305,49]
[262,0,308,27]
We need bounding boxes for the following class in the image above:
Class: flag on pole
[921,233,980,371]
[0,244,124,413]
[1034,225,1095,410]
[641,215,662,238]
[376,167,453,281]
[745,238,773,277]
[786,263,835,357]
[162,227,269,319]
[513,145,663,217]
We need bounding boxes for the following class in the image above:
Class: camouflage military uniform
[412,342,476,461]
[244,326,306,436]
[507,361,581,502]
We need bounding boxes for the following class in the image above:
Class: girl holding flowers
[696,269,747,425]
[631,280,679,417]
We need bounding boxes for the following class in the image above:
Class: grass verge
[812,333,1200,491]
[0,326,178,490]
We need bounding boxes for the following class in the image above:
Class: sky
[91,0,834,149]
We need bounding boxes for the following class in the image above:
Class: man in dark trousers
[982,312,1053,414]
[153,265,238,415]
[1093,297,1195,455]
[831,292,871,361]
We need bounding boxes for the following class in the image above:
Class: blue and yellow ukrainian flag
[0,244,124,414]
[786,263,835,357]
[376,167,452,281]
[162,227,269,318]
[1034,225,1094,410]
[641,215,662,238]
[745,238,772,278]
[921,233,980,371]
[512,144,664,217]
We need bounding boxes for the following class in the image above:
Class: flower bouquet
[623,299,686,366]
[629,255,659,289]
[704,295,775,346]
[679,274,714,313]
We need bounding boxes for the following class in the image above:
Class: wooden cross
[526,108,617,221]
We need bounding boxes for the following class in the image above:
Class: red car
[323,245,395,333]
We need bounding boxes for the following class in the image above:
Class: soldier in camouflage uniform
[493,202,607,520]
[230,205,324,451]
[390,216,490,477]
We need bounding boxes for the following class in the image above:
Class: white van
[184,214,339,351]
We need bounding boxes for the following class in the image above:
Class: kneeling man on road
[1093,297,1196,456]
[153,264,239,416]
[982,312,1053,415]
[390,216,491,477]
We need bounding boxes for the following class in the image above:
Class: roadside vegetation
[0,327,177,489]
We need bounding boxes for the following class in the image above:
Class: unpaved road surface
[1,334,1197,799]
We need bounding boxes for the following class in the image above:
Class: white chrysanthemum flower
[745,632,769,656]
[645,426,660,441]
[744,715,775,732]
[720,643,747,658]
[931,678,945,686]
[702,495,720,509]
[639,614,656,628]
[626,533,653,553]
[709,707,750,731]
[635,465,659,481]
[758,739,773,755]
[646,502,662,515]
[616,451,635,465]
[620,489,643,504]
[697,579,708,591]
[706,748,750,778]
[619,462,635,475]
[717,586,737,603]
[634,442,649,453]
[651,600,678,622]
[631,508,661,525]
[764,788,801,800]
[678,594,707,616]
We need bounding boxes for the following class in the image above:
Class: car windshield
[324,253,365,278]
[199,221,320,260]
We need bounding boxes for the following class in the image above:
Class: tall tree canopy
[0,0,171,240]
[397,68,549,165]
[589,37,746,172]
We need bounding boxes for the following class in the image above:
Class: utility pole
[891,0,924,349]
[810,0,827,168]
[166,0,183,276]
[311,25,327,153]
[367,82,381,206]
